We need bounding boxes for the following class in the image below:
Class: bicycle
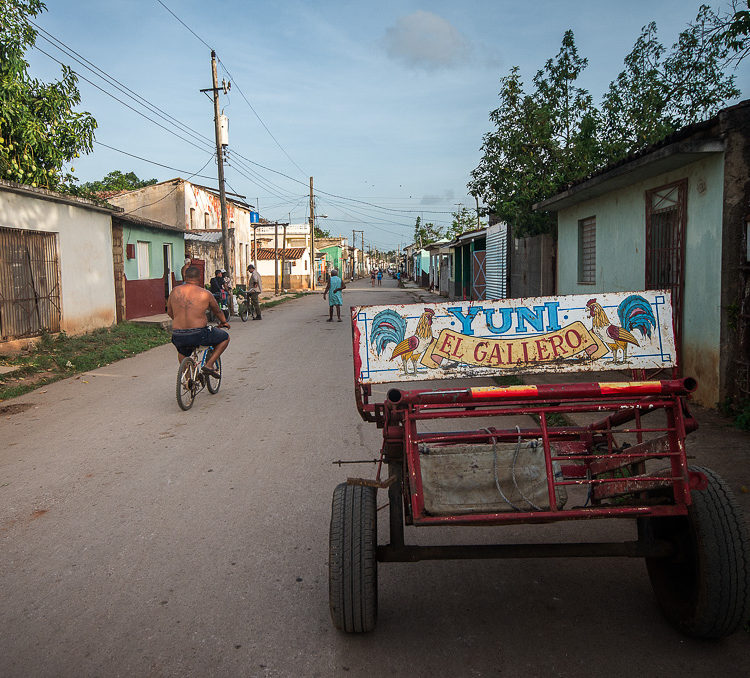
[176,340,223,410]
[238,290,257,322]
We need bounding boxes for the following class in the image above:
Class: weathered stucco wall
[556,154,725,406]
[0,188,116,335]
[108,181,183,227]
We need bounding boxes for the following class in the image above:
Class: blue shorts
[171,326,229,357]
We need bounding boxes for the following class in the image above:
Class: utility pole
[309,177,315,290]
[475,195,481,229]
[281,222,287,291]
[206,51,231,278]
[274,222,279,295]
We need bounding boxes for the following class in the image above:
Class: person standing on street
[377,269,383,286]
[323,268,346,322]
[246,264,262,320]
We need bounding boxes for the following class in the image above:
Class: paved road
[1,277,748,677]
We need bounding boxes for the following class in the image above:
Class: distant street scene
[2,1,750,676]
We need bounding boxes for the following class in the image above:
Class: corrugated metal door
[0,227,61,340]
[486,223,508,299]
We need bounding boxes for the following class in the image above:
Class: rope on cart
[486,428,522,512]
[511,425,544,511]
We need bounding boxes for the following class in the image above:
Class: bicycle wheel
[206,356,222,394]
[176,356,197,410]
[239,301,249,322]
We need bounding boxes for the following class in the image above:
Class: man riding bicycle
[167,266,230,378]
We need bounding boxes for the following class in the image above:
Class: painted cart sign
[352,290,675,385]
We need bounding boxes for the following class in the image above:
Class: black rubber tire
[239,303,248,322]
[176,356,197,411]
[329,483,378,633]
[206,356,222,394]
[644,466,750,638]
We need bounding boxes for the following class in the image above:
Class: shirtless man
[166,266,230,378]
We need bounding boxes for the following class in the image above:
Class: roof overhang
[534,139,725,212]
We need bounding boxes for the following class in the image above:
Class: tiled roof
[253,246,306,260]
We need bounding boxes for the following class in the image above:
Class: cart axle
[376,539,675,562]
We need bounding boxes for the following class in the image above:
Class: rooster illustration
[370,308,436,375]
[586,295,656,363]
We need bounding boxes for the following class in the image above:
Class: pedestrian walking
[371,269,376,286]
[323,268,346,322]
[246,264,262,320]
[377,269,383,286]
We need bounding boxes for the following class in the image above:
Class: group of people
[166,262,264,377]
[370,268,383,286]
[167,260,354,377]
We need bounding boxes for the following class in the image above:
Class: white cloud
[383,10,471,70]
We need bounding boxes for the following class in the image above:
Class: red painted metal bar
[387,378,696,407]
[538,412,560,512]
[411,503,689,527]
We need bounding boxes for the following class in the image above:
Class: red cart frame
[329,298,750,638]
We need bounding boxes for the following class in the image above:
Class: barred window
[578,216,596,284]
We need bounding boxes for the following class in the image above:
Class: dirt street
[1,277,748,677]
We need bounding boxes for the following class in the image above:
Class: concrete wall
[108,181,183,227]
[0,188,116,335]
[556,153,725,406]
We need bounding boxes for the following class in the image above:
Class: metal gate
[0,227,61,340]
[645,180,686,366]
[471,250,486,300]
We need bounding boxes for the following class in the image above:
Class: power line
[33,45,214,155]
[30,21,215,152]
[218,59,308,178]
[119,152,216,216]
[155,0,214,52]
[94,141,218,180]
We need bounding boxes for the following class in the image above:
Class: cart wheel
[643,466,750,638]
[329,483,377,633]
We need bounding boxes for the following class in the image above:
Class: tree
[0,0,97,190]
[601,7,739,160]
[79,170,157,193]
[314,226,330,239]
[446,206,483,240]
[413,215,443,247]
[471,4,745,236]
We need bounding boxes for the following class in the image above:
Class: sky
[27,0,750,251]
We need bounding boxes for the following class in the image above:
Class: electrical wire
[119,152,216,216]
[94,141,217,180]
[155,0,214,52]
[33,45,215,155]
[30,21,215,152]
[218,59,308,179]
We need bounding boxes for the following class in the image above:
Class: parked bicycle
[237,289,257,322]
[176,337,223,410]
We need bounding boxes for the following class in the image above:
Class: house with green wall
[535,100,750,408]
[113,214,187,320]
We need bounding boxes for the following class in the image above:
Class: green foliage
[79,170,157,193]
[471,5,743,236]
[713,0,750,65]
[601,6,739,161]
[0,0,97,190]
[413,215,444,247]
[446,206,483,240]
[314,226,331,238]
